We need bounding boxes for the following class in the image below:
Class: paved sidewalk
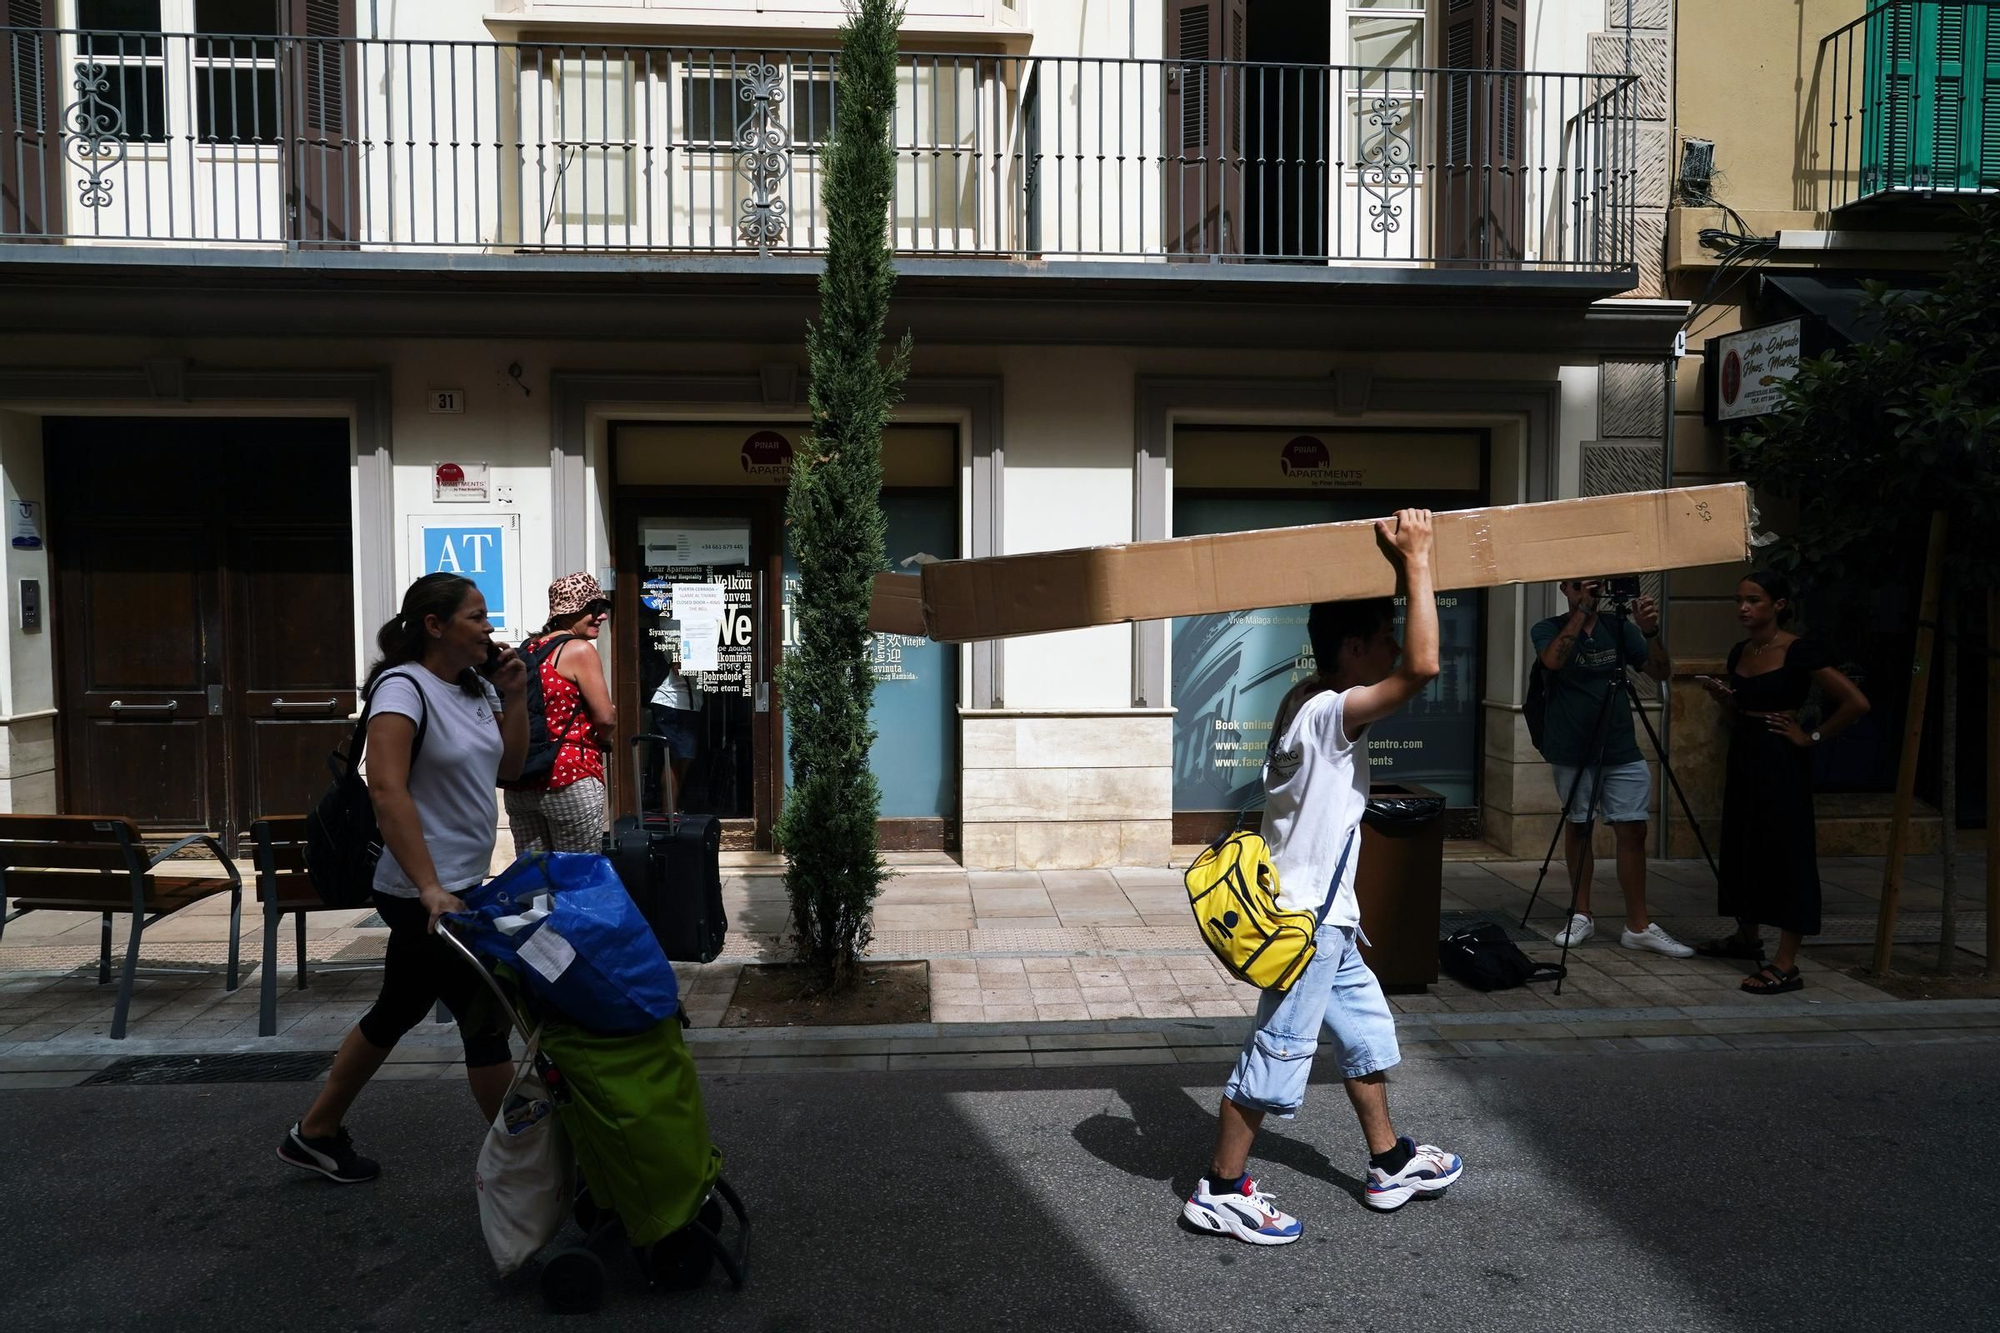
[0,848,1986,1050]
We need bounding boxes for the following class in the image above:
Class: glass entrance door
[626,511,774,844]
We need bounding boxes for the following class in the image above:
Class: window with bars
[681,70,836,149]
[552,56,635,226]
[192,0,279,145]
[75,0,168,143]
[1341,0,1425,167]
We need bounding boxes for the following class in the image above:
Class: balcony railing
[1820,0,2000,210]
[0,29,1637,273]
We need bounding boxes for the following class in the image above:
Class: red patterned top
[528,636,605,791]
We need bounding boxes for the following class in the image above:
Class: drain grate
[83,1051,336,1086]
[354,912,387,929]
[1439,909,1542,944]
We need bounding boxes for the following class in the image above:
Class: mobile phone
[479,642,504,677]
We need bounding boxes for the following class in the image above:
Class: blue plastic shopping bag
[456,852,680,1034]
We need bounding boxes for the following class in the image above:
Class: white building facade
[0,0,1683,867]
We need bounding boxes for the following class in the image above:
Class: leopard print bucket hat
[548,571,608,618]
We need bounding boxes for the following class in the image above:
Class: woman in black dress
[1694,572,1870,994]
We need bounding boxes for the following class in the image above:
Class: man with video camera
[1529,577,1695,958]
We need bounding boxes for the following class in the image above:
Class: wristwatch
[1809,730,1823,745]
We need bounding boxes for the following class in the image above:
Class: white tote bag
[474,1028,574,1277]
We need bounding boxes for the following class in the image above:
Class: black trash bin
[1354,783,1447,992]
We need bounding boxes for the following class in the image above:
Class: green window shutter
[1976,8,2000,187]
[1861,1,2000,197]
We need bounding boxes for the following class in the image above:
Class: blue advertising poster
[419,524,510,633]
[781,493,958,818]
[1172,496,1480,810]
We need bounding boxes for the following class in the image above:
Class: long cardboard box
[868,483,1751,644]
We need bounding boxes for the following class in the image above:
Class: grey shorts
[1550,758,1652,824]
[1223,922,1400,1119]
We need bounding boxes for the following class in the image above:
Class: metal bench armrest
[144,834,244,888]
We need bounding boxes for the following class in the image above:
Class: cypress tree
[779,0,910,990]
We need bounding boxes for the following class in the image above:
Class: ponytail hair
[1744,569,1795,625]
[365,573,481,695]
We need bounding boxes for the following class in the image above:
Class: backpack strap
[524,633,578,671]
[348,669,431,774]
[1312,825,1360,929]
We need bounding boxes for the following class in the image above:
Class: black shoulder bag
[304,671,430,908]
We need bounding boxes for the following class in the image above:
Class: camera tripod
[1519,609,1721,993]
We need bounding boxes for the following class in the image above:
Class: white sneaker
[1183,1176,1304,1245]
[1366,1138,1465,1212]
[1552,913,1594,947]
[1621,922,1695,958]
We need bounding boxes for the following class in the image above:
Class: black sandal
[1695,933,1765,961]
[1741,964,1803,995]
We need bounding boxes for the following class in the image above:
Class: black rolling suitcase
[605,735,727,964]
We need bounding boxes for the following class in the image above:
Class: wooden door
[1164,0,1248,256]
[0,8,62,239]
[1435,0,1525,266]
[284,0,360,245]
[48,418,353,842]
[54,518,229,830]
[229,525,357,831]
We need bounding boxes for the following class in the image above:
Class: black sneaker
[278,1121,380,1183]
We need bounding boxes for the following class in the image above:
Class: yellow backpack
[1185,826,1356,993]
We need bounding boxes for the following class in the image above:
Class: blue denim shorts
[1223,922,1400,1119]
[1550,758,1652,824]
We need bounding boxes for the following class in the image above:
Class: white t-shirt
[1262,687,1368,929]
[650,671,698,711]
[366,667,505,898]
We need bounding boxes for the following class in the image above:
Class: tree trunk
[1876,510,1950,974]
[1938,584,1958,970]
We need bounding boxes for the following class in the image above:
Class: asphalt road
[4,1043,1994,1332]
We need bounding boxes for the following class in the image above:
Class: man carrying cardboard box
[1182,509,1464,1246]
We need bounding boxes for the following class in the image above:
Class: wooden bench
[247,817,385,1038]
[0,816,242,1040]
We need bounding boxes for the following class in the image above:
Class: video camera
[1585,575,1643,616]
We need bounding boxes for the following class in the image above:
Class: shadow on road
[1070,1073,1368,1206]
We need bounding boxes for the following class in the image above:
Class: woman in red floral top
[503,573,615,854]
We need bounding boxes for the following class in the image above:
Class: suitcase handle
[629,733,678,819]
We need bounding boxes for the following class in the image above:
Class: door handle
[271,698,339,713]
[109,700,178,715]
